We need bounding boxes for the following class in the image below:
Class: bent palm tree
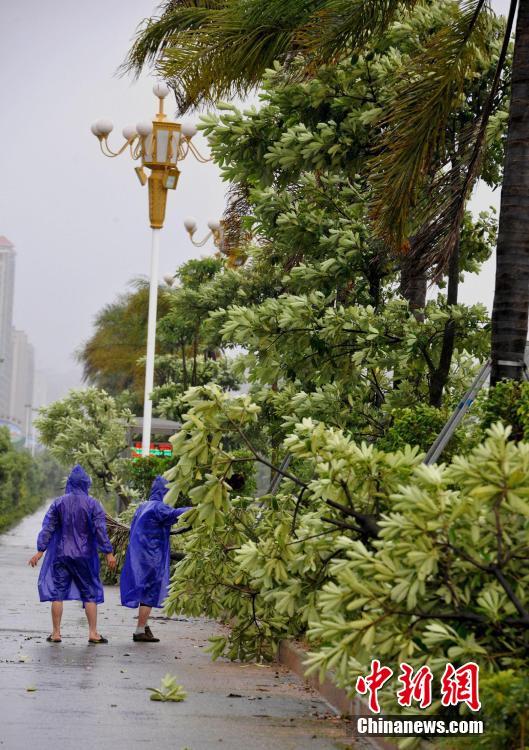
[127,0,529,383]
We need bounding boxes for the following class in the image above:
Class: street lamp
[183,217,246,268]
[24,403,32,451]
[183,217,224,249]
[24,404,39,457]
[91,82,209,457]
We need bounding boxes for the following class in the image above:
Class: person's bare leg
[84,602,99,640]
[137,605,152,629]
[51,601,63,640]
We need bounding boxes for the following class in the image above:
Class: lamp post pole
[24,403,32,450]
[142,226,160,454]
[91,82,209,456]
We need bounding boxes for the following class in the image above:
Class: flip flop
[88,635,108,644]
[46,635,62,643]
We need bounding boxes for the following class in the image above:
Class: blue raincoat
[36,465,113,604]
[120,476,190,608]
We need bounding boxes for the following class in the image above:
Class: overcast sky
[0,0,513,395]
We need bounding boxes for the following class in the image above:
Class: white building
[0,235,39,447]
[0,236,15,419]
[9,329,35,439]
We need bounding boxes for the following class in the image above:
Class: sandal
[46,635,62,643]
[88,635,108,644]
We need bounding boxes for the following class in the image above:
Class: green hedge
[0,427,62,533]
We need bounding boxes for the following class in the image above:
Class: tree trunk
[368,275,381,309]
[365,244,387,310]
[491,0,529,384]
[429,237,460,407]
[191,326,199,386]
[180,341,188,390]
[395,254,427,391]
[400,256,426,319]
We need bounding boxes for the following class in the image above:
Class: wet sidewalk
[0,507,352,750]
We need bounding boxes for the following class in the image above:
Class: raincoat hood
[149,476,169,503]
[65,465,92,495]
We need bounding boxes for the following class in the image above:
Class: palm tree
[126,0,526,383]
[77,280,172,411]
[490,0,529,382]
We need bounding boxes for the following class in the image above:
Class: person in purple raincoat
[28,465,116,644]
[120,476,190,642]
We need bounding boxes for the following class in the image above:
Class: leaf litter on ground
[148,673,187,702]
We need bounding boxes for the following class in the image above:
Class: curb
[277,640,397,750]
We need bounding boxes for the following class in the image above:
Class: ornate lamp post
[183,217,246,268]
[91,83,209,456]
[183,217,224,250]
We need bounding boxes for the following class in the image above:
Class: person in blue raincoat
[120,476,191,642]
[28,465,116,644]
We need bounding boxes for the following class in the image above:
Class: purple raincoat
[120,476,190,609]
[36,465,112,604]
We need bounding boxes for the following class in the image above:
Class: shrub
[123,456,174,500]
[451,670,529,750]
[378,403,471,458]
[477,380,529,442]
[0,428,62,532]
[159,386,529,710]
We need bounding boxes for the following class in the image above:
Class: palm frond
[387,0,514,278]
[125,1,223,73]
[295,0,419,64]
[406,126,484,276]
[369,1,499,255]
[222,182,253,254]
[125,0,323,111]
[105,513,130,559]
[124,0,425,113]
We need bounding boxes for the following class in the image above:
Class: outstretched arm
[29,502,59,566]
[155,504,192,527]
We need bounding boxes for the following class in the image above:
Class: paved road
[0,507,352,750]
